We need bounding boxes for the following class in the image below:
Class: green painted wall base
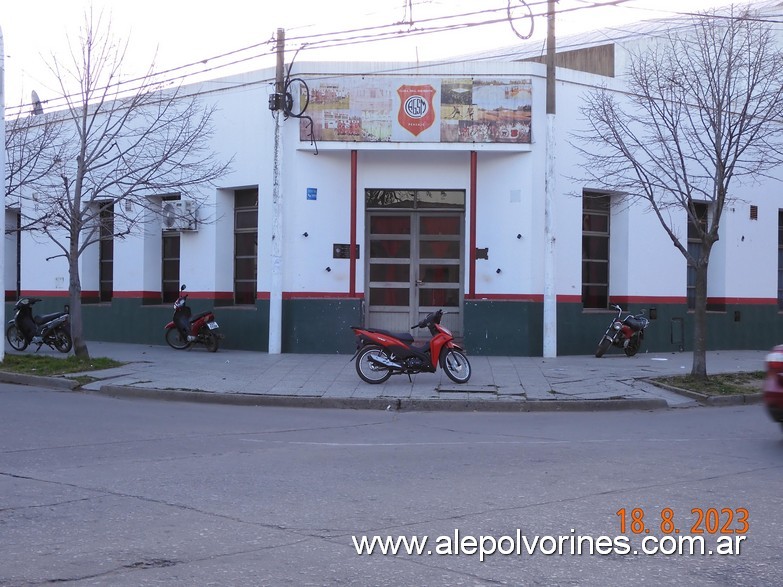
[282,298,363,354]
[5,298,779,356]
[464,300,782,356]
[463,300,543,356]
[4,297,362,354]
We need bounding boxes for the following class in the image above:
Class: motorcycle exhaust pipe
[369,354,402,370]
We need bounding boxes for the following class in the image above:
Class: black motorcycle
[6,297,73,353]
[595,304,650,358]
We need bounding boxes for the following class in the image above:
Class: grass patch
[654,371,765,396]
[0,354,123,377]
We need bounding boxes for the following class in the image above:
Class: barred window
[99,202,114,303]
[234,188,258,305]
[582,192,610,309]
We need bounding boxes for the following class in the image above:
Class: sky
[0,0,744,111]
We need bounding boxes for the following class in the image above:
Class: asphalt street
[1,382,780,586]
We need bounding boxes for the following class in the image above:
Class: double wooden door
[366,211,463,337]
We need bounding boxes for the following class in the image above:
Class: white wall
[11,56,783,309]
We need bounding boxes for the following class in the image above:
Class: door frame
[363,189,465,337]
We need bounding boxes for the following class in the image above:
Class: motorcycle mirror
[180,285,187,291]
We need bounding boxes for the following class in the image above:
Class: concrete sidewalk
[1,341,768,412]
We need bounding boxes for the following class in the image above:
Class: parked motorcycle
[6,297,72,353]
[350,309,471,384]
[164,285,222,352]
[595,304,650,358]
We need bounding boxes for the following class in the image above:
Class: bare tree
[575,6,783,378]
[16,9,230,359]
[4,107,66,207]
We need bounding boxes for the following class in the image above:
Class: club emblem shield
[397,85,436,136]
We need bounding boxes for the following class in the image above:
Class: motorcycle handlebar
[411,309,445,329]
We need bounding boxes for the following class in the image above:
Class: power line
[2,0,599,114]
[8,0,768,116]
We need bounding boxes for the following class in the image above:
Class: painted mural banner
[299,77,532,144]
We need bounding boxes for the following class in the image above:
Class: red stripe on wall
[185,291,234,300]
[610,296,685,305]
[20,290,70,298]
[283,292,365,300]
[465,294,544,302]
[706,297,778,306]
[19,290,368,301]
[611,296,777,306]
[112,291,163,299]
[20,290,775,306]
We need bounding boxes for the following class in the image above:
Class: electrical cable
[281,45,318,155]
[5,0,545,114]
[7,0,760,117]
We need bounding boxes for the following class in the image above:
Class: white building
[5,10,783,355]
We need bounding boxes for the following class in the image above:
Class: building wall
[7,58,783,355]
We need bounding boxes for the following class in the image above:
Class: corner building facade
[6,25,783,355]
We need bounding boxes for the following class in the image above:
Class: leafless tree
[575,6,783,378]
[4,105,66,210]
[15,9,230,359]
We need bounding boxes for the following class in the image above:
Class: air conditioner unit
[162,200,198,231]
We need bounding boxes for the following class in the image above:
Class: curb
[0,372,79,390]
[647,379,763,406]
[93,384,668,412]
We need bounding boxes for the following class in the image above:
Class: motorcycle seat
[34,312,66,325]
[623,316,648,332]
[190,311,212,322]
[360,328,414,344]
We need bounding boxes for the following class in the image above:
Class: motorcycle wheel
[355,345,393,384]
[52,327,73,353]
[624,338,640,357]
[204,331,219,353]
[595,336,612,358]
[165,327,191,350]
[6,325,28,351]
[441,349,471,384]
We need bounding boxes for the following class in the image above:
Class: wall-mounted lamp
[302,232,309,237]
[516,234,522,239]
[325,266,331,272]
[496,268,502,274]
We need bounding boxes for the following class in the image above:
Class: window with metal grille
[99,203,114,303]
[582,191,610,309]
[234,188,258,305]
[162,233,180,304]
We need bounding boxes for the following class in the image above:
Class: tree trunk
[69,244,90,360]
[691,261,708,378]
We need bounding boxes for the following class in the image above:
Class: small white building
[5,11,783,355]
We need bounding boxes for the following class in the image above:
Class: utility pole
[543,0,557,357]
[0,26,5,363]
[268,28,285,354]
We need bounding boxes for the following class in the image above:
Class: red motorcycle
[595,304,650,358]
[350,309,471,384]
[165,285,222,352]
